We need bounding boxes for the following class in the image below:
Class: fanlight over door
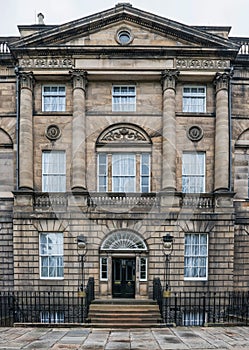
[101,230,147,251]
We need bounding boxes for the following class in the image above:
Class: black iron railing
[153,278,249,326]
[0,278,94,326]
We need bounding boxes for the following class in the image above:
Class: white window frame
[97,153,107,192]
[40,311,64,323]
[139,257,147,281]
[39,232,64,279]
[42,85,66,112]
[183,86,206,113]
[97,153,150,193]
[100,257,108,281]
[184,233,208,281]
[182,152,205,193]
[112,153,136,192]
[112,85,136,112]
[140,153,150,193]
[42,150,66,192]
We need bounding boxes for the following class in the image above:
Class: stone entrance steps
[87,299,162,328]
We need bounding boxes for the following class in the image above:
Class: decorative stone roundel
[101,230,147,251]
[45,124,61,141]
[187,125,203,142]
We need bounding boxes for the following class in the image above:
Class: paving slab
[1,327,249,349]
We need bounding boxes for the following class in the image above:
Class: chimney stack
[37,13,45,25]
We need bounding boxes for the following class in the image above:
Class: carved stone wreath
[187,125,203,142]
[45,124,61,141]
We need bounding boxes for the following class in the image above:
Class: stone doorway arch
[99,230,148,299]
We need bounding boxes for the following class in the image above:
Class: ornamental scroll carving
[20,57,73,69]
[214,72,232,92]
[161,69,179,91]
[70,70,88,91]
[176,59,230,70]
[97,125,151,145]
[19,72,34,90]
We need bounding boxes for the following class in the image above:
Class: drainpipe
[228,66,234,192]
[14,66,20,190]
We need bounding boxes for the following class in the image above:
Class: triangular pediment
[63,21,198,47]
[9,3,239,53]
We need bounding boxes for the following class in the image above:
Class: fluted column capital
[161,69,179,92]
[214,72,232,93]
[71,70,88,91]
[19,71,34,91]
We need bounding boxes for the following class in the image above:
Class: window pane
[112,85,136,112]
[112,154,136,192]
[182,152,205,193]
[42,151,66,192]
[98,154,107,191]
[100,257,108,280]
[42,86,66,112]
[183,86,206,113]
[140,257,147,281]
[141,153,150,192]
[40,233,64,279]
[184,233,208,279]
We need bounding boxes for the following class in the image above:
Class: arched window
[101,230,147,251]
[96,124,152,193]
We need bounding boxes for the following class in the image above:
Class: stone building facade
[0,4,249,299]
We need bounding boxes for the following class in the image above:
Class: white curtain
[112,154,135,192]
[184,234,207,278]
[42,151,66,192]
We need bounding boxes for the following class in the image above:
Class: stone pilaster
[161,70,179,191]
[71,70,88,191]
[19,72,34,190]
[214,72,231,192]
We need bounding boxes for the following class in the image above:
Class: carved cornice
[19,57,73,69]
[214,71,232,92]
[176,58,230,70]
[161,69,179,92]
[70,70,88,91]
[19,72,34,91]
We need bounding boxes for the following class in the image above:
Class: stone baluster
[71,70,88,191]
[19,72,34,190]
[214,72,231,192]
[161,70,179,191]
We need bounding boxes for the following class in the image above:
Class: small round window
[117,29,132,45]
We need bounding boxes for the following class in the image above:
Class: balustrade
[180,194,214,209]
[0,41,10,53]
[33,193,68,209]
[87,193,159,208]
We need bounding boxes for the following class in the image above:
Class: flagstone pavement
[1,326,249,349]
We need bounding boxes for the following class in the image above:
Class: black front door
[112,258,135,298]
